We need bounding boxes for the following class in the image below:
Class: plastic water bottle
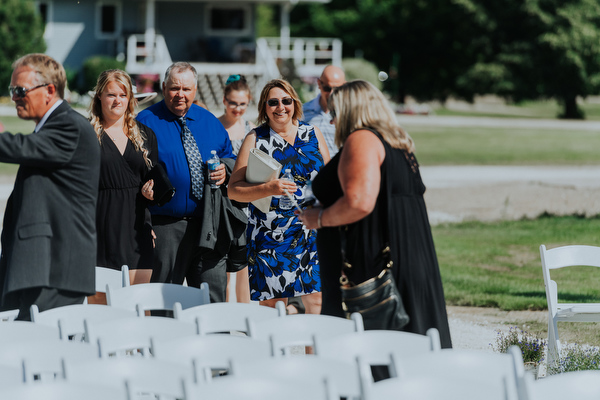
[279,169,294,210]
[207,150,220,189]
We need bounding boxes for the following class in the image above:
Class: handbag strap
[339,130,393,286]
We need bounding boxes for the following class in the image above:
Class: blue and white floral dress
[247,122,324,300]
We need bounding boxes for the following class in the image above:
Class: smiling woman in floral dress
[228,79,330,313]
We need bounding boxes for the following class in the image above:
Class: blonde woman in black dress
[89,69,158,289]
[299,80,452,347]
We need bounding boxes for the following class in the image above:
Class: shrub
[342,58,382,90]
[549,344,600,374]
[491,326,546,364]
[82,56,126,94]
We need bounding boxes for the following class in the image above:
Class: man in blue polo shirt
[137,62,234,302]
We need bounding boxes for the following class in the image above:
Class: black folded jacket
[144,163,175,207]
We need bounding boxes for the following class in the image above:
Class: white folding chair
[528,370,600,400]
[189,375,335,400]
[230,355,361,400]
[0,381,130,400]
[152,334,273,381]
[314,328,441,367]
[84,316,198,357]
[173,301,282,335]
[390,348,522,400]
[0,364,25,386]
[30,303,137,340]
[63,357,194,399]
[0,339,98,382]
[0,320,60,342]
[540,244,600,367]
[106,282,210,314]
[366,375,506,400]
[247,309,363,355]
[96,265,130,292]
[0,309,19,322]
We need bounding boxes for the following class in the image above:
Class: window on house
[101,5,116,34]
[205,5,251,36]
[96,2,121,38]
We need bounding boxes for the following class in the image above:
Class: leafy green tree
[455,0,600,119]
[292,0,600,119]
[0,0,46,95]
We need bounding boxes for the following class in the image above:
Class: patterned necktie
[178,117,204,199]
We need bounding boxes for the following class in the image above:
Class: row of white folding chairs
[0,327,444,400]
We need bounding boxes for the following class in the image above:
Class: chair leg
[546,318,560,373]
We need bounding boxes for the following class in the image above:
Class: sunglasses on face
[8,83,50,99]
[267,97,294,107]
[319,79,335,93]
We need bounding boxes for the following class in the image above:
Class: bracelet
[317,209,324,229]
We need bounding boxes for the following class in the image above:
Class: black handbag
[339,229,410,331]
[144,163,175,207]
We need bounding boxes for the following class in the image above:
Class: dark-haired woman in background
[218,74,255,303]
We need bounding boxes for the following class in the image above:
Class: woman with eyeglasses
[298,80,452,348]
[228,79,330,313]
[89,69,158,294]
[217,74,255,303]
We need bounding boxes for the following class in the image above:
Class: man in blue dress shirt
[137,62,234,302]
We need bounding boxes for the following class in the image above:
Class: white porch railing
[260,36,343,77]
[125,34,172,76]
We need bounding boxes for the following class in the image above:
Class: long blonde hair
[89,69,152,167]
[328,80,414,153]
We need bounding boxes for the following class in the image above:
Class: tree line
[4,0,600,119]
[291,0,600,119]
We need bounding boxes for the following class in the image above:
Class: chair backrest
[0,309,19,322]
[30,304,137,340]
[63,357,194,399]
[84,316,198,357]
[173,302,282,334]
[152,334,273,380]
[0,320,60,342]
[391,349,521,400]
[367,375,507,400]
[530,370,600,400]
[0,339,98,382]
[230,355,361,399]
[540,244,600,313]
[95,265,130,292]
[0,363,25,386]
[248,312,364,355]
[106,282,210,314]
[314,328,441,366]
[0,381,130,400]
[188,375,334,400]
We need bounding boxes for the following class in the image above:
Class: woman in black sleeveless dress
[299,80,452,348]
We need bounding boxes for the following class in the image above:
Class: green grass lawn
[408,126,600,165]
[432,98,600,120]
[434,215,600,311]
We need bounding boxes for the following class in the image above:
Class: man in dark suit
[0,53,100,320]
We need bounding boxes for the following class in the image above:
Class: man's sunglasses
[8,83,50,99]
[319,79,334,93]
[267,97,294,107]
